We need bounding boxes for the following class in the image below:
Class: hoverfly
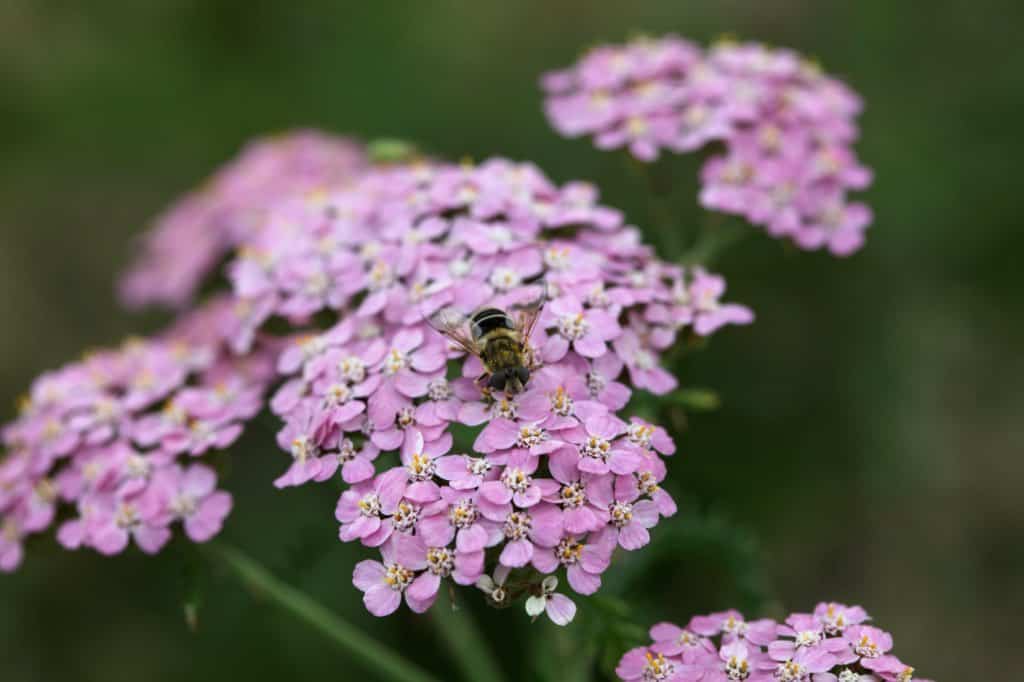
[428,288,546,395]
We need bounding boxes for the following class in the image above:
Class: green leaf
[368,138,419,163]
[669,387,722,411]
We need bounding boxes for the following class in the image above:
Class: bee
[428,292,546,395]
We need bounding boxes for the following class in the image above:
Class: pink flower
[524,576,577,626]
[542,295,622,362]
[688,269,755,336]
[150,464,233,542]
[563,412,643,476]
[352,534,429,617]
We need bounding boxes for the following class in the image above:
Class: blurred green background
[2,2,1021,680]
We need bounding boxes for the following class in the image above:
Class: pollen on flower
[384,563,415,591]
[580,434,612,462]
[291,436,317,462]
[489,267,522,292]
[559,482,586,509]
[609,501,633,528]
[643,652,676,681]
[503,511,532,540]
[466,457,491,477]
[426,547,454,577]
[501,467,532,493]
[383,349,408,375]
[725,655,751,680]
[555,538,583,566]
[627,423,656,449]
[448,499,478,529]
[774,660,805,682]
[516,424,547,449]
[391,501,421,532]
[557,312,590,341]
[406,453,436,481]
[395,407,416,429]
[358,493,382,517]
[854,633,881,658]
[338,355,367,383]
[549,386,574,416]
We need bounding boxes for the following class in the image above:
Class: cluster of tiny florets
[119,130,367,309]
[616,603,933,681]
[0,298,276,570]
[222,156,752,621]
[1,136,753,627]
[541,36,873,255]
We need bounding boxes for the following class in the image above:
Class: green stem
[679,218,749,266]
[208,542,443,682]
[431,597,508,682]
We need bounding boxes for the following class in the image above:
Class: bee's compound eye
[516,366,530,385]
[488,371,507,391]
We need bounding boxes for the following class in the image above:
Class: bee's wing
[512,282,549,344]
[426,306,482,358]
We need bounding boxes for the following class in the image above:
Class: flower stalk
[208,542,443,682]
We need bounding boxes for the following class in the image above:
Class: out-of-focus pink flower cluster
[120,130,367,309]
[616,603,933,682]
[0,297,277,571]
[541,36,874,256]
[225,156,752,621]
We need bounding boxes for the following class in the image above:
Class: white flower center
[642,652,676,682]
[544,247,571,270]
[559,482,585,509]
[125,455,151,479]
[337,438,358,464]
[367,260,393,291]
[585,371,606,397]
[338,356,366,383]
[291,436,318,462]
[774,660,806,682]
[516,424,547,449]
[466,457,491,477]
[501,467,532,494]
[489,267,522,292]
[557,312,590,341]
[637,471,660,496]
[324,383,353,406]
[627,423,655,449]
[358,493,382,518]
[609,501,633,528]
[427,378,453,401]
[384,563,414,591]
[391,500,421,532]
[725,655,751,681]
[795,630,821,648]
[384,349,408,375]
[502,511,532,540]
[854,634,881,658]
[492,398,518,420]
[448,499,478,529]
[171,494,197,518]
[115,503,140,530]
[555,538,583,566]
[426,547,454,577]
[406,452,436,481]
[396,407,416,429]
[549,386,574,416]
[580,434,611,462]
[633,349,655,370]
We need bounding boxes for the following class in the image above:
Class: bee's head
[489,366,530,395]
[488,370,508,392]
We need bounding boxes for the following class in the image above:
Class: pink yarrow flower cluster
[0,298,277,570]
[541,36,873,255]
[616,603,933,682]
[228,156,752,621]
[120,130,367,309]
